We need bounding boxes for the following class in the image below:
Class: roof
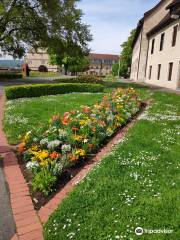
[147,0,180,37]
[144,0,166,17]
[89,53,119,60]
[132,1,168,48]
[132,18,144,48]
[166,0,180,9]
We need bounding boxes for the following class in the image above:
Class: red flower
[50,152,60,159]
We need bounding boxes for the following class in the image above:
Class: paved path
[0,93,16,240]
[0,160,16,240]
[0,93,43,240]
[117,78,180,95]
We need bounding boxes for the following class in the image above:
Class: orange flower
[70,110,76,115]
[64,112,70,117]
[18,143,26,153]
[88,144,94,149]
[52,115,59,122]
[72,126,79,131]
[50,152,60,159]
[82,106,90,113]
[70,155,78,162]
[61,117,71,125]
[92,127,96,133]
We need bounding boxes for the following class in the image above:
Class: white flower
[59,129,68,139]
[40,138,49,146]
[26,161,39,170]
[47,140,61,149]
[61,144,71,153]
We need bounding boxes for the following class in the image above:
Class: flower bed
[19,88,142,200]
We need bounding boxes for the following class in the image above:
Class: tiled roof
[89,53,119,60]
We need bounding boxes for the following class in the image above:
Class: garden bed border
[0,91,148,239]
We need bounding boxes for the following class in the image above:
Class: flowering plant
[20,88,142,195]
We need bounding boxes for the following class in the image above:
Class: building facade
[25,50,59,72]
[131,0,180,90]
[85,53,119,76]
[25,51,119,75]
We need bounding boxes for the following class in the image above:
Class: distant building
[131,0,180,90]
[85,53,119,76]
[25,49,59,72]
[25,50,119,75]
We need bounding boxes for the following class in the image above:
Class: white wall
[130,30,142,80]
[146,20,180,90]
[131,0,173,82]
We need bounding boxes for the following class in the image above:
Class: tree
[49,54,90,75]
[112,63,119,76]
[0,0,92,58]
[119,29,136,78]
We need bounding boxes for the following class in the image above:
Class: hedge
[0,73,22,79]
[5,83,104,100]
[54,75,104,84]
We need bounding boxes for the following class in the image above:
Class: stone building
[25,50,59,72]
[130,0,180,90]
[85,53,119,76]
[25,50,119,75]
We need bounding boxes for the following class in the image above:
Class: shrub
[54,75,104,84]
[20,88,142,196]
[38,65,48,72]
[0,72,22,79]
[77,75,103,84]
[5,83,104,100]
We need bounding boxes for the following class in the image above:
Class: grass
[43,90,180,240]
[3,93,104,145]
[29,71,61,78]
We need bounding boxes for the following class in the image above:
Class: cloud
[78,0,160,54]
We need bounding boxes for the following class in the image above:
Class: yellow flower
[24,131,31,142]
[38,150,49,160]
[40,160,49,167]
[75,149,86,157]
[80,120,87,126]
[74,135,83,141]
[117,104,123,109]
[31,145,38,151]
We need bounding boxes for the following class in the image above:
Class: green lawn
[3,93,104,145]
[29,71,61,78]
[43,90,180,240]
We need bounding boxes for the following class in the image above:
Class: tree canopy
[119,29,136,78]
[0,0,92,58]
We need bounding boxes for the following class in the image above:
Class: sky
[78,0,160,55]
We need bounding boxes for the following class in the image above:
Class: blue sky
[78,0,160,54]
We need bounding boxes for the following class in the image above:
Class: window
[160,33,165,51]
[151,39,155,54]
[172,25,178,47]
[149,66,152,79]
[157,64,161,80]
[168,62,173,81]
